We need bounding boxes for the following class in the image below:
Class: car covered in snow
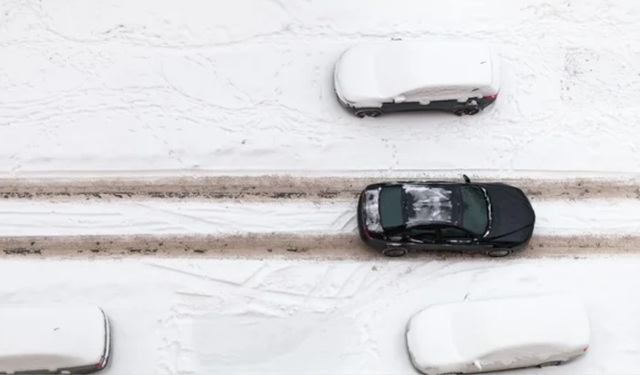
[356,175,534,257]
[0,306,111,374]
[406,294,590,375]
[334,41,500,117]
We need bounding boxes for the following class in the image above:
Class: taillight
[363,225,372,239]
[583,346,589,352]
[484,93,498,100]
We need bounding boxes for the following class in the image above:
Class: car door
[403,226,440,252]
[382,87,433,112]
[440,225,476,252]
[474,345,545,373]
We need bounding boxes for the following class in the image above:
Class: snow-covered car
[334,41,500,117]
[406,294,590,375]
[0,306,111,374]
[356,175,535,257]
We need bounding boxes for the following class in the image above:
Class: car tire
[486,249,512,257]
[464,106,480,115]
[355,109,382,118]
[382,247,407,257]
[538,361,563,368]
[453,108,465,116]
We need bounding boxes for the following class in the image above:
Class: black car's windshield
[379,186,405,229]
[459,185,489,235]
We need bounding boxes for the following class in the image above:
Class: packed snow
[1,0,640,178]
[0,199,639,237]
[2,0,640,374]
[1,257,640,374]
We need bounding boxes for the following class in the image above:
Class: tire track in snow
[1,233,640,259]
[1,176,639,202]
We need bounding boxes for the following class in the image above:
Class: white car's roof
[335,41,499,106]
[407,294,590,372]
[0,306,108,373]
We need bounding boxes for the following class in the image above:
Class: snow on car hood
[334,44,387,106]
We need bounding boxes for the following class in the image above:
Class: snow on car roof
[363,188,382,233]
[0,306,108,373]
[407,294,590,371]
[403,185,453,225]
[373,42,496,99]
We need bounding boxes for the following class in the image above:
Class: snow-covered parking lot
[1,0,640,373]
[3,257,640,374]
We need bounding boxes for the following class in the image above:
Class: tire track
[2,233,639,260]
[1,176,639,202]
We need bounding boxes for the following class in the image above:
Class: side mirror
[473,360,483,370]
[463,174,471,184]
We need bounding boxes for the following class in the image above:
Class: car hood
[335,44,386,106]
[484,184,535,240]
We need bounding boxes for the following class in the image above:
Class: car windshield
[459,185,489,235]
[379,186,405,229]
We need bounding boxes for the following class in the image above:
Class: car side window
[406,227,438,243]
[404,88,429,100]
[441,227,472,240]
[406,86,469,101]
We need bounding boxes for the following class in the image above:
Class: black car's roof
[372,183,463,230]
[403,184,456,226]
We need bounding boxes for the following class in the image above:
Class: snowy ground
[2,0,640,374]
[1,198,640,237]
[2,257,640,375]
[1,0,640,178]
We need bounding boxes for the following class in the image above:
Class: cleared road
[1,176,639,202]
[1,233,639,260]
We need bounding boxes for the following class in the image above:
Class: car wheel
[382,247,407,257]
[355,109,382,118]
[486,249,512,257]
[538,361,563,368]
[464,106,480,115]
[453,108,465,116]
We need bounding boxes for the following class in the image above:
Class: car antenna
[463,174,471,184]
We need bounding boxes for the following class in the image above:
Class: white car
[406,294,590,375]
[334,41,500,117]
[0,306,111,374]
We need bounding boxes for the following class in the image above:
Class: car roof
[403,184,456,226]
[371,41,496,99]
[407,294,590,368]
[0,306,108,373]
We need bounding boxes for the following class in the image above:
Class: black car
[356,175,535,257]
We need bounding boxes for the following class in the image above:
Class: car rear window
[379,186,405,229]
